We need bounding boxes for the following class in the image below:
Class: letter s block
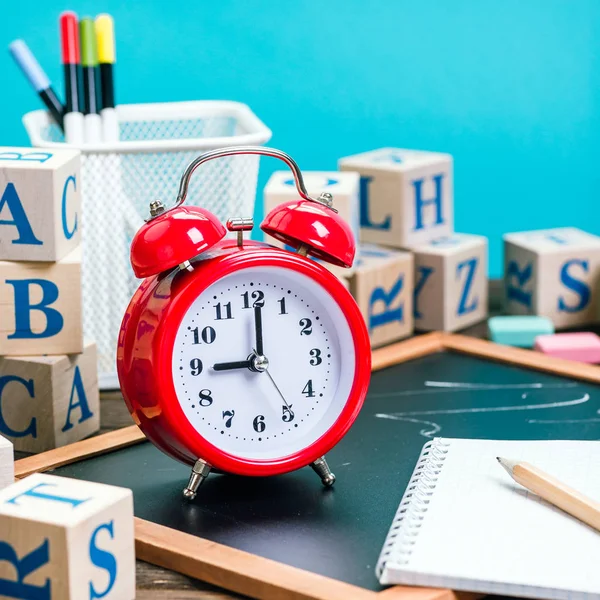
[348,244,414,347]
[339,148,453,249]
[0,147,81,262]
[0,342,99,453]
[0,473,135,599]
[0,247,82,356]
[504,228,600,328]
[412,234,488,332]
[0,435,12,491]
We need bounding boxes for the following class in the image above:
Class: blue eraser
[488,316,554,348]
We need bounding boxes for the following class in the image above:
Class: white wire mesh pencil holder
[23,100,272,389]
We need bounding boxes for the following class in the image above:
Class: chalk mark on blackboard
[528,409,600,425]
[424,381,578,390]
[375,414,441,437]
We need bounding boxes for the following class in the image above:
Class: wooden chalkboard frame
[13,332,600,600]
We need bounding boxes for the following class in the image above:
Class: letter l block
[0,473,135,599]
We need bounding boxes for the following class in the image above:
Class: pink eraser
[534,332,600,363]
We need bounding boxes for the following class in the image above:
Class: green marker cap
[80,17,98,66]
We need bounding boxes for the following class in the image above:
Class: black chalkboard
[53,351,600,592]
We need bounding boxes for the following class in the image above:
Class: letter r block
[0,147,81,262]
[0,247,82,356]
[0,435,12,491]
[504,227,600,328]
[347,244,414,347]
[0,342,99,453]
[339,148,453,248]
[412,234,488,331]
[0,473,135,599]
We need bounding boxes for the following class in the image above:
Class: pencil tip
[497,456,518,476]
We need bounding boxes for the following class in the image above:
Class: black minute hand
[254,305,264,356]
[213,359,251,371]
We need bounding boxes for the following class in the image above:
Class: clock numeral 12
[214,302,233,320]
[222,410,235,428]
[191,326,216,344]
[253,415,266,433]
[302,380,315,398]
[241,290,265,308]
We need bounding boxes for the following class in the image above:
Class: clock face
[171,266,356,461]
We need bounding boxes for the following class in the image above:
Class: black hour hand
[213,360,251,372]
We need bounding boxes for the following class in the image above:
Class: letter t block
[504,227,600,328]
[0,473,135,599]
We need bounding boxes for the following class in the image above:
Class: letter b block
[0,147,81,262]
[504,228,600,328]
[0,473,135,599]
[339,148,453,249]
[0,342,99,453]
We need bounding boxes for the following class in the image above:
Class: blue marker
[9,40,64,131]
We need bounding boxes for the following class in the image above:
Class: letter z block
[339,148,453,249]
[0,473,135,599]
[0,147,81,262]
[0,436,12,491]
[504,228,600,328]
[0,247,83,355]
[0,342,99,453]
[412,234,488,331]
[349,244,414,347]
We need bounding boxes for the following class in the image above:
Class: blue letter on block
[506,261,533,308]
[0,151,52,163]
[359,176,391,230]
[0,375,36,439]
[412,174,444,231]
[414,266,434,319]
[0,539,51,599]
[369,275,404,330]
[6,483,90,508]
[558,259,590,313]
[62,366,93,432]
[89,521,117,599]
[456,257,479,316]
[6,279,64,339]
[0,183,43,246]
[61,176,78,240]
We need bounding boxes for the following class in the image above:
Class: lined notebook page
[377,439,600,600]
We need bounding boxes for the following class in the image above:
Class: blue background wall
[2,0,599,276]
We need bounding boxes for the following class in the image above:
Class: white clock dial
[171,266,356,461]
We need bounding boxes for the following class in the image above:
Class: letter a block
[0,436,12,491]
[0,247,83,356]
[0,342,99,453]
[349,244,414,347]
[0,147,81,262]
[504,228,600,329]
[339,148,453,249]
[412,234,488,331]
[0,473,135,599]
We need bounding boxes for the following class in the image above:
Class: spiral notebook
[376,438,600,600]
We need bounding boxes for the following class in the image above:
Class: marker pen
[80,17,102,144]
[60,11,84,145]
[95,14,118,142]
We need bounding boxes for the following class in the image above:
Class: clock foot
[182,459,212,500]
[310,456,336,487]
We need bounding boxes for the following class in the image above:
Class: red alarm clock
[117,147,371,500]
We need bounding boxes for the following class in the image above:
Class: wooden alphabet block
[0,342,99,453]
[0,147,81,262]
[349,244,414,347]
[412,234,488,332]
[0,247,83,355]
[504,227,600,328]
[339,148,453,249]
[0,435,13,491]
[0,473,135,599]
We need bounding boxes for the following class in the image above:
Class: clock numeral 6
[189,358,203,376]
[309,348,322,366]
[241,290,265,308]
[302,379,315,398]
[198,389,213,407]
[191,326,216,344]
[222,410,235,428]
[299,318,312,336]
[253,415,266,433]
[281,405,295,423]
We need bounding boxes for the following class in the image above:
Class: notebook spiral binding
[375,437,451,579]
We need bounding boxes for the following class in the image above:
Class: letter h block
[349,244,414,347]
[0,342,99,453]
[0,147,81,262]
[0,435,12,491]
[412,234,488,331]
[339,148,453,249]
[504,228,600,328]
[0,247,83,356]
[0,473,135,599]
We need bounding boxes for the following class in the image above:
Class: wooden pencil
[497,457,600,532]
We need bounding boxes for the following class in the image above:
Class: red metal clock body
[117,147,371,499]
